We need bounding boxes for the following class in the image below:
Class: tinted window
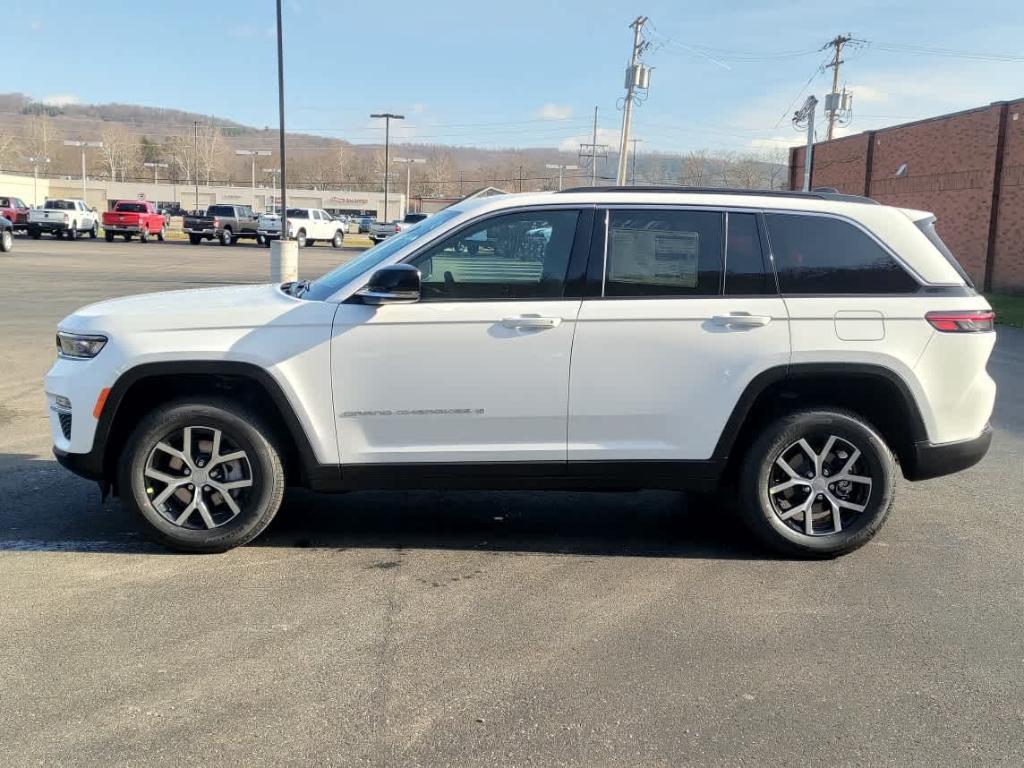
[208,205,234,216]
[725,213,772,295]
[287,208,309,219]
[605,209,722,296]
[46,200,74,210]
[117,203,148,213]
[410,210,579,301]
[766,213,918,294]
[0,198,9,207]
[915,217,973,288]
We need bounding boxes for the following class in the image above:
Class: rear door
[568,206,791,463]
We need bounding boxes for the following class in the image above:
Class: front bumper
[904,425,992,481]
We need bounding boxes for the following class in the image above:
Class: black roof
[555,185,879,205]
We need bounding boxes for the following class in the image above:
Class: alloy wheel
[767,433,874,536]
[143,425,254,530]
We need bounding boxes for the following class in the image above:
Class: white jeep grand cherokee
[46,187,996,557]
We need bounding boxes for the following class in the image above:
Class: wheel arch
[97,361,326,490]
[714,363,928,480]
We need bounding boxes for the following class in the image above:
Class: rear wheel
[737,409,895,558]
[139,228,149,243]
[123,233,133,241]
[188,234,202,245]
[0,229,12,252]
[296,229,307,248]
[29,228,42,240]
[67,223,78,240]
[220,228,234,246]
[157,226,166,242]
[119,399,285,553]
[105,231,114,242]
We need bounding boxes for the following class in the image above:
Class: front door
[331,207,590,465]
[568,207,791,463]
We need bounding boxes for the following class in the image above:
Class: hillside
[0,93,785,196]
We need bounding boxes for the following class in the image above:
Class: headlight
[56,331,107,359]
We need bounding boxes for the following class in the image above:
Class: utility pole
[263,168,280,212]
[629,138,643,185]
[518,164,523,193]
[393,157,425,213]
[193,121,199,213]
[579,106,608,186]
[545,163,579,191]
[27,156,50,206]
[144,161,168,184]
[616,16,651,185]
[371,113,404,221]
[63,140,102,204]
[793,95,818,192]
[236,149,272,209]
[823,34,853,140]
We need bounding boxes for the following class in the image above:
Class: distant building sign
[330,197,371,205]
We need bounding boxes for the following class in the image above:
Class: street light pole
[236,149,272,209]
[392,157,425,214]
[370,113,404,221]
[263,168,280,212]
[545,163,579,191]
[144,161,168,184]
[27,156,50,206]
[63,140,102,203]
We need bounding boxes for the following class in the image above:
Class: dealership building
[0,171,406,220]
[789,97,1024,293]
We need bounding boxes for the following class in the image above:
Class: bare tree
[164,134,197,185]
[680,149,710,187]
[100,124,137,181]
[0,131,19,169]
[195,124,226,184]
[25,114,55,165]
[762,146,789,190]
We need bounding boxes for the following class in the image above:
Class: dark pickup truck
[183,204,262,246]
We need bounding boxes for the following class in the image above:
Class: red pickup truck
[0,195,30,231]
[102,200,167,242]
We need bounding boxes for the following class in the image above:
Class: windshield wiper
[281,279,311,298]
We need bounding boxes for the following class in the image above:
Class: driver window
[409,210,579,301]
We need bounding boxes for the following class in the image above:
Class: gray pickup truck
[183,204,263,246]
[368,212,429,244]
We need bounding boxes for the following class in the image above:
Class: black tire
[737,409,896,559]
[139,228,149,243]
[105,230,115,242]
[256,234,265,246]
[189,234,202,245]
[220,228,234,246]
[331,230,343,248]
[296,229,307,248]
[68,223,78,240]
[123,233,133,241]
[29,228,42,240]
[157,226,166,242]
[119,399,286,553]
[55,230,64,239]
[89,223,98,239]
[0,229,12,252]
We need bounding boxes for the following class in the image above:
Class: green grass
[986,293,1024,329]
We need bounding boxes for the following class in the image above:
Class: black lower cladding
[904,426,992,481]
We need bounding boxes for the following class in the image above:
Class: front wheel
[119,399,286,553]
[0,229,12,252]
[331,230,344,248]
[89,223,98,238]
[295,229,307,248]
[737,409,896,558]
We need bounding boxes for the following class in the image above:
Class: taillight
[63,213,69,222]
[212,217,220,227]
[925,310,995,333]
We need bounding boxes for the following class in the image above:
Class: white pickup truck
[27,198,99,240]
[256,207,346,248]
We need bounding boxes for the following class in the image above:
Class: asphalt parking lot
[1,236,1022,767]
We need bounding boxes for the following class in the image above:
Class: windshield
[305,207,464,301]
[116,203,148,213]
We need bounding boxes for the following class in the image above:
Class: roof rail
[555,185,878,205]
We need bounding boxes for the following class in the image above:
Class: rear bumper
[29,221,68,232]
[904,426,992,481]
[103,224,143,234]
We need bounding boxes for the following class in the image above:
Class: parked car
[0,195,30,231]
[46,187,995,555]
[183,204,262,246]
[257,207,346,248]
[102,200,168,242]
[0,215,13,252]
[357,216,375,233]
[368,212,430,243]
[27,198,99,240]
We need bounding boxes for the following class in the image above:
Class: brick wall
[790,99,1024,293]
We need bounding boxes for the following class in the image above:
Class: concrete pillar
[270,239,298,283]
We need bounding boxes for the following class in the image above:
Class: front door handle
[712,313,773,328]
[501,315,562,330]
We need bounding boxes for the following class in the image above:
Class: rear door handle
[501,315,562,330]
[712,313,773,327]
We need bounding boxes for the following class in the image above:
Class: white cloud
[28,18,43,31]
[42,94,79,107]
[559,127,620,154]
[411,103,426,115]
[538,103,573,121]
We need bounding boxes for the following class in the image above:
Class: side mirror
[356,264,421,305]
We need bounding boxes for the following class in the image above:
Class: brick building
[788,98,1024,293]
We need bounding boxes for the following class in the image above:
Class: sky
[6,0,1024,156]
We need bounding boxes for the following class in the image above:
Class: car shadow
[0,454,765,559]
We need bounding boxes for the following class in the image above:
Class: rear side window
[604,209,722,296]
[725,213,772,295]
[287,209,309,219]
[765,213,918,294]
[915,217,973,288]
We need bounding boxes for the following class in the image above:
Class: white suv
[46,188,996,557]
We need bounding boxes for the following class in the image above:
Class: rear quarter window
[765,213,919,294]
